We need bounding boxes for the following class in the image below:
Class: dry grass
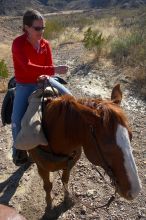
[78,8,146,94]
[0,43,11,61]
[0,43,13,92]
[47,7,146,95]
[0,43,13,73]
[51,27,83,48]
[0,78,8,92]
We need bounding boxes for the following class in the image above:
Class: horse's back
[0,204,26,220]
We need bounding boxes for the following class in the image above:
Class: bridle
[90,126,117,185]
[89,125,117,208]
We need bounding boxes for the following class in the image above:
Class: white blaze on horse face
[116,124,141,199]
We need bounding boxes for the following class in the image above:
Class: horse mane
[44,95,130,142]
[78,98,130,131]
[44,95,98,143]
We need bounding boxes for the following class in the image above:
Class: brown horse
[0,204,26,220]
[29,84,141,209]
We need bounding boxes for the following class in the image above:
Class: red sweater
[12,33,55,83]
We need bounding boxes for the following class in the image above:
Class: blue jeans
[11,77,72,156]
[49,77,72,95]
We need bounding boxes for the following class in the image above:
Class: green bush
[83,27,105,58]
[110,32,145,65]
[43,15,94,40]
[43,19,65,40]
[0,59,9,78]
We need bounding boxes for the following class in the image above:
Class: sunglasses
[32,26,45,31]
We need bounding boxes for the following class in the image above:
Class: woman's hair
[23,9,44,32]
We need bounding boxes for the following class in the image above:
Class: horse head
[80,84,141,200]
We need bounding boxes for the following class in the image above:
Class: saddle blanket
[15,88,50,150]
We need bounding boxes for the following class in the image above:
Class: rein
[47,77,59,97]
[38,78,77,168]
[90,126,116,184]
[89,126,117,208]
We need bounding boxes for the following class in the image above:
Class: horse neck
[43,96,88,154]
[61,100,90,147]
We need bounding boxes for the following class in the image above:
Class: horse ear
[111,84,122,105]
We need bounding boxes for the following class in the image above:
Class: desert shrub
[110,30,146,95]
[44,15,94,41]
[0,59,9,92]
[43,19,65,40]
[110,32,145,65]
[110,38,130,64]
[83,27,105,58]
[0,59,9,78]
[72,16,94,30]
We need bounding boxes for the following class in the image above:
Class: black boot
[13,149,28,166]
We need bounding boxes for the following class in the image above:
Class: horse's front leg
[37,165,52,208]
[61,168,71,201]
[62,149,82,202]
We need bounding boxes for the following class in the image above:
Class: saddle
[15,87,57,150]
[1,76,67,150]
[1,76,67,126]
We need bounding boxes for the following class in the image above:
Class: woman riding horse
[11,9,70,166]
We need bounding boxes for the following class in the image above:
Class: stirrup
[12,150,28,166]
[13,157,28,166]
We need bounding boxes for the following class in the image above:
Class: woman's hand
[37,75,48,88]
[37,75,48,83]
[55,65,68,74]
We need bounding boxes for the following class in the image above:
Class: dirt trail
[0,42,146,220]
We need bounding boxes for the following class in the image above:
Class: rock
[86,189,95,197]
[80,205,86,215]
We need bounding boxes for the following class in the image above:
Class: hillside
[0,0,146,15]
[0,0,57,16]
